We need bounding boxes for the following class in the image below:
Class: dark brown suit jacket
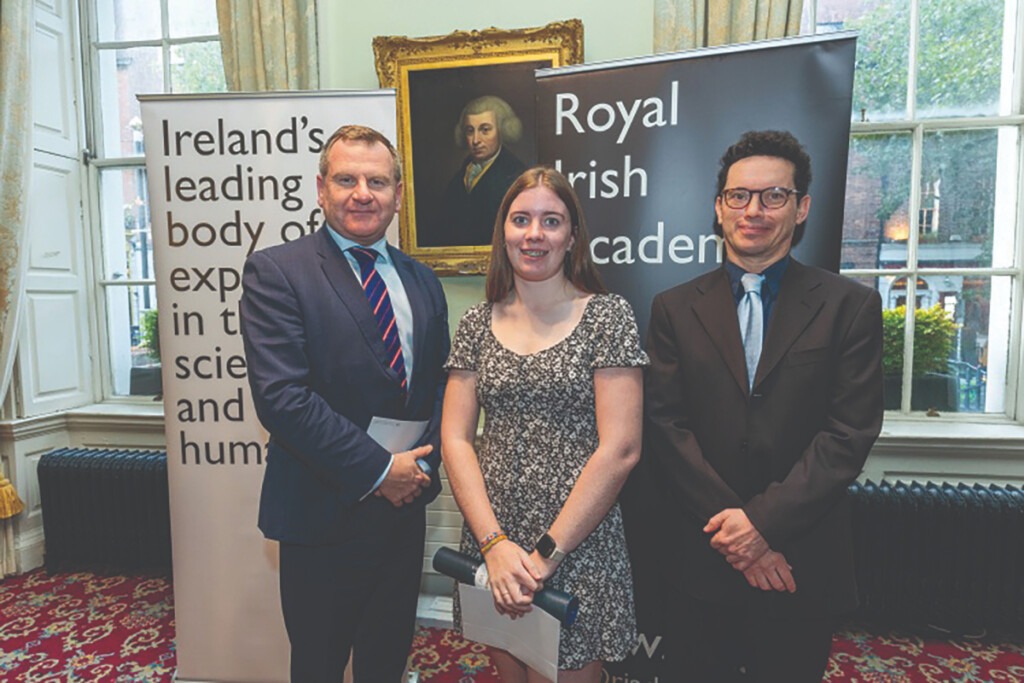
[644,258,883,614]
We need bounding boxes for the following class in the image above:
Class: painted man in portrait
[439,95,526,247]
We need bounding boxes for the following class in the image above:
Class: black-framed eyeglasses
[720,187,801,210]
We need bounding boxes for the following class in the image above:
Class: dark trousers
[666,591,837,683]
[279,506,425,683]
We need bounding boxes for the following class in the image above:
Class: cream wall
[316,0,657,345]
[318,1,655,90]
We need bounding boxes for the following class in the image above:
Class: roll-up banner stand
[535,34,856,679]
[139,91,396,683]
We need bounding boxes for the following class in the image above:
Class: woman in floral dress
[441,167,648,682]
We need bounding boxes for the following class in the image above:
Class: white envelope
[366,416,428,453]
[458,584,561,681]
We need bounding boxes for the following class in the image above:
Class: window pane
[843,133,912,269]
[991,127,1020,269]
[916,0,1005,118]
[846,274,910,411]
[170,41,226,93]
[106,285,160,397]
[877,275,1010,413]
[99,168,153,282]
[921,274,1007,413]
[867,274,906,411]
[95,0,162,42]
[169,0,219,38]
[98,47,163,158]
[919,129,997,269]
[816,0,910,121]
[958,275,1011,414]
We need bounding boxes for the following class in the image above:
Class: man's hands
[705,508,769,570]
[706,507,796,593]
[376,445,432,506]
[742,550,796,593]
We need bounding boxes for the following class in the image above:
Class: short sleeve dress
[444,293,649,669]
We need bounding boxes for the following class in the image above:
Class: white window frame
[807,0,1024,423]
[78,0,222,400]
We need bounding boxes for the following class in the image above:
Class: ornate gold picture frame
[374,20,584,274]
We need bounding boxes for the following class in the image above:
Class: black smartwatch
[535,532,566,562]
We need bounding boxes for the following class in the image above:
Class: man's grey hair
[454,95,523,148]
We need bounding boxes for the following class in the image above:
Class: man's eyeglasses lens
[722,187,797,210]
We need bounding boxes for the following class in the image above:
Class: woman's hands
[483,540,544,619]
[527,549,560,583]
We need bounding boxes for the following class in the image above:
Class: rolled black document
[433,546,580,627]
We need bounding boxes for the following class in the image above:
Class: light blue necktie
[738,273,765,391]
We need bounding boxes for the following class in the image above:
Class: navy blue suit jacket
[240,226,449,546]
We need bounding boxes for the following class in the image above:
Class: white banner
[139,91,397,683]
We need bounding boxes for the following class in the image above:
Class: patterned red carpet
[410,624,1024,682]
[0,570,175,681]
[1,570,1022,682]
[824,626,1024,682]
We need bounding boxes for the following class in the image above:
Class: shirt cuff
[360,454,394,501]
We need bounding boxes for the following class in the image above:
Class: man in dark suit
[433,95,526,247]
[645,130,883,682]
[240,125,449,682]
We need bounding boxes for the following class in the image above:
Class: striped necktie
[738,272,765,391]
[348,247,407,393]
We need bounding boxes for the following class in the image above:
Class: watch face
[537,533,555,558]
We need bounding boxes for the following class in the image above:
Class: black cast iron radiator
[848,480,1024,632]
[37,448,171,572]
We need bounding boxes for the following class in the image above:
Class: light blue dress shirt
[324,226,429,495]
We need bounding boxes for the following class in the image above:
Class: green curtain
[655,0,803,52]
[0,0,32,409]
[216,0,319,91]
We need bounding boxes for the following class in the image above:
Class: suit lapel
[692,269,750,394]
[315,228,395,376]
[754,259,826,388]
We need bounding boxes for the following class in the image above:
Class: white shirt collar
[325,226,392,265]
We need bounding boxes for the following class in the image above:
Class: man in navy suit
[240,125,449,682]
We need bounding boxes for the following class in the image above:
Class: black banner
[535,35,857,679]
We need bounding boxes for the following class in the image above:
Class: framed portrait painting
[374,20,584,274]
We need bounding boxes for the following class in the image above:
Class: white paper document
[366,416,428,453]
[458,584,561,681]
